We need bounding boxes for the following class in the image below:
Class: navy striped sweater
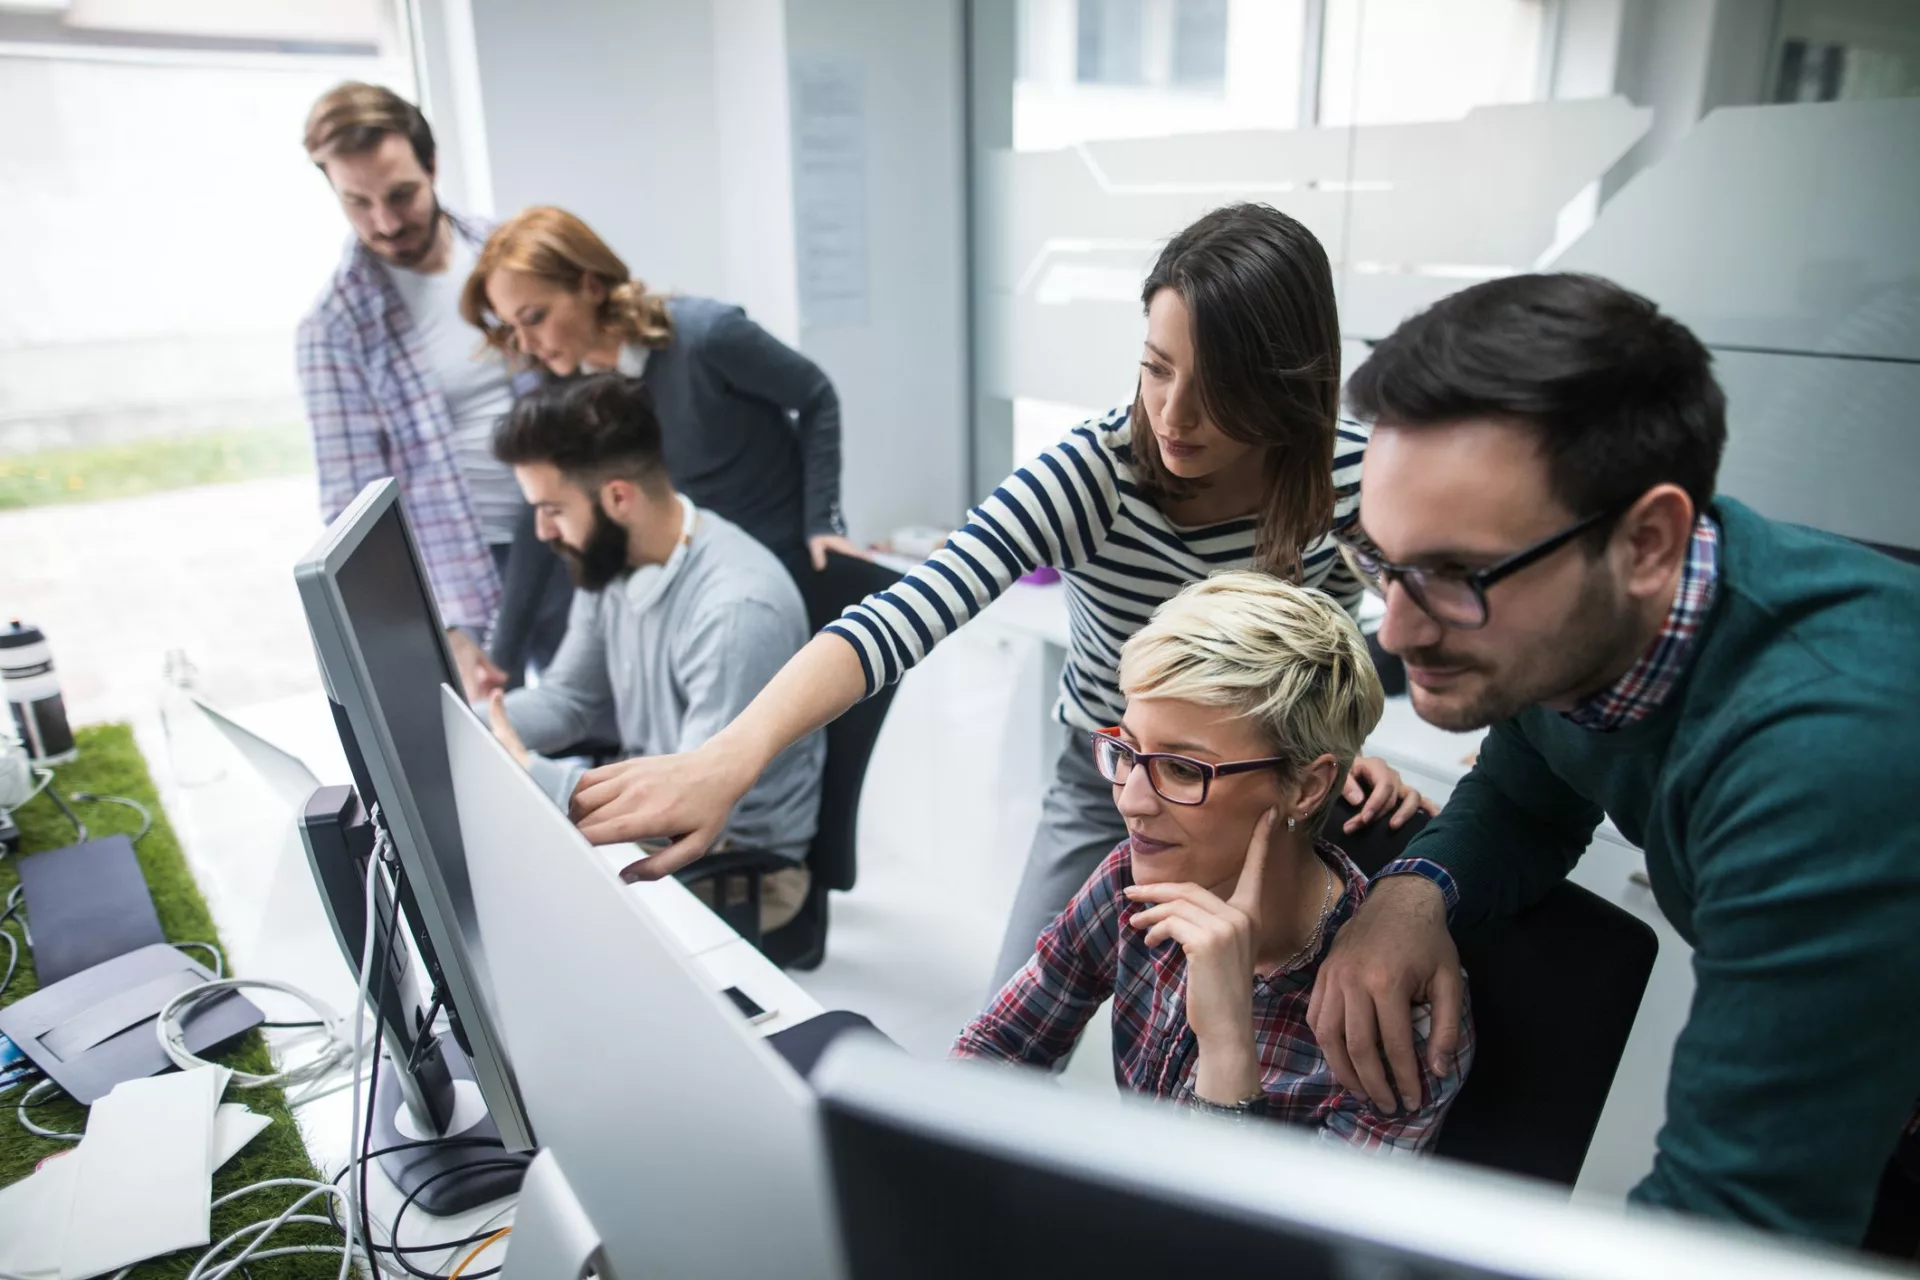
[826,406,1370,732]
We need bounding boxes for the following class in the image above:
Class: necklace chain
[1276,859,1338,973]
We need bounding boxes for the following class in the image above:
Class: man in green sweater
[1309,272,1920,1248]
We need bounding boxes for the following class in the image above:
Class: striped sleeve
[1313,419,1371,619]
[826,418,1123,696]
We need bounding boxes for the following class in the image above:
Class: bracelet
[1189,1091,1270,1122]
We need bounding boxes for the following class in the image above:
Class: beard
[367,198,443,269]
[1403,561,1637,732]
[549,501,632,592]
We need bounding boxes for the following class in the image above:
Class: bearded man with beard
[486,374,824,931]
[1308,272,1920,1253]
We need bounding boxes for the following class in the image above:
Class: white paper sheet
[58,1066,228,1280]
[0,1094,273,1280]
[212,1103,273,1170]
[0,1151,79,1280]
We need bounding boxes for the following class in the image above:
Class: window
[1319,0,1548,127]
[1016,0,1300,151]
[1076,0,1147,84]
[1770,0,1920,103]
[1170,0,1228,89]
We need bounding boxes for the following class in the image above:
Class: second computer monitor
[294,477,534,1151]
[814,1037,1899,1280]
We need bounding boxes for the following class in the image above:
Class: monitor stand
[497,1149,606,1280]
[298,787,530,1215]
[371,1030,529,1215]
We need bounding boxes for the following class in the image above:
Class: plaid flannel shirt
[296,212,526,634]
[1564,515,1721,732]
[955,840,1473,1154]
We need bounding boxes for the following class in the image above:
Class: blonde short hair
[1118,571,1384,817]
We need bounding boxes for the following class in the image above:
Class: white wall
[713,0,801,345]
[784,0,971,540]
[440,0,967,538]
[464,0,793,328]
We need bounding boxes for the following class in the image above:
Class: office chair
[677,552,904,970]
[1324,800,1659,1188]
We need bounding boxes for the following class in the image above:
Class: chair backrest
[1324,801,1659,1187]
[1438,882,1657,1185]
[799,554,904,893]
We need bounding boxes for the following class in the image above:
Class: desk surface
[177,692,820,1250]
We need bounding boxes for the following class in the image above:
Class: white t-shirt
[381,233,523,545]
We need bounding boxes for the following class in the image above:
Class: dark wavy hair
[1345,273,1726,520]
[492,373,669,495]
[1129,203,1342,578]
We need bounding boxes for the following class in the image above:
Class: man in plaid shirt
[955,573,1471,1151]
[296,82,558,690]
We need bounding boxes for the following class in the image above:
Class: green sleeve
[1401,715,1604,927]
[1630,694,1920,1245]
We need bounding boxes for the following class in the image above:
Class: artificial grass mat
[1,723,343,1278]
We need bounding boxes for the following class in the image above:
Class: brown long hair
[1130,203,1341,578]
[461,206,675,356]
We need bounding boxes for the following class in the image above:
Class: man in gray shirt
[484,374,824,928]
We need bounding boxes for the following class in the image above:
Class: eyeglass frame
[1333,500,1630,631]
[1090,727,1285,807]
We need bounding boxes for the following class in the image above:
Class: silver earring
[1286,816,1297,831]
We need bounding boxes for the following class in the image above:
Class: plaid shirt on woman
[955,840,1473,1153]
[296,211,529,634]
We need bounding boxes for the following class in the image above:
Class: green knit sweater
[1405,497,1920,1245]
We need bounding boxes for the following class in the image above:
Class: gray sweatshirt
[503,506,824,861]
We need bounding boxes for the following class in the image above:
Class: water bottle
[160,649,226,787]
[2,620,77,764]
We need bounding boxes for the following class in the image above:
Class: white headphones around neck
[621,493,699,617]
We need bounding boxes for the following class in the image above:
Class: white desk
[164,691,821,1256]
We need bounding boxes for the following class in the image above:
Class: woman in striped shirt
[570,202,1431,983]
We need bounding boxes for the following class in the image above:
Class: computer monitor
[814,1037,1905,1280]
[439,685,841,1280]
[294,480,536,1165]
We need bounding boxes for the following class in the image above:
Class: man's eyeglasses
[1091,727,1283,806]
[1333,503,1627,631]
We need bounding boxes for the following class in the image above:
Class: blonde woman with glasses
[954,572,1472,1148]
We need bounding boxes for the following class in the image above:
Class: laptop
[189,696,323,809]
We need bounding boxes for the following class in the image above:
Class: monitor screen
[295,478,534,1151]
[815,1040,1887,1280]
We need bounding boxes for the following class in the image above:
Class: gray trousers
[989,735,1129,993]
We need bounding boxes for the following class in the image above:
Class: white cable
[17,1078,82,1141]
[1,923,17,998]
[172,940,225,979]
[285,1062,376,1111]
[342,809,392,1280]
[155,977,357,1090]
[184,1180,360,1280]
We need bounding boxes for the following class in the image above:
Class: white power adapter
[0,730,34,810]
[1,730,34,853]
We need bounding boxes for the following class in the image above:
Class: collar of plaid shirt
[1563,514,1722,733]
